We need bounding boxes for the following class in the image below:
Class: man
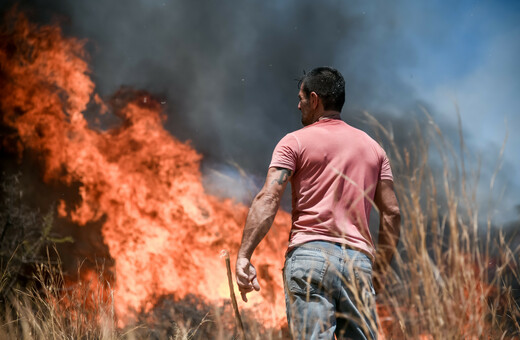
[236,67,401,339]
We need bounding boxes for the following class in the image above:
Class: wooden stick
[221,249,246,340]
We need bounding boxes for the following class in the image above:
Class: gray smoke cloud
[3,0,417,164]
[1,0,518,224]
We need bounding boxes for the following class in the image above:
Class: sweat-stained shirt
[269,118,393,261]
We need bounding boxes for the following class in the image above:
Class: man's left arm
[236,166,292,302]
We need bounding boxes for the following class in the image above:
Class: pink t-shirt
[270,118,393,260]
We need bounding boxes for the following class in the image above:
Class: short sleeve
[269,134,299,171]
[379,153,393,181]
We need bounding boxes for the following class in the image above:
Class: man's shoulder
[274,132,301,152]
[337,122,384,149]
[277,131,300,143]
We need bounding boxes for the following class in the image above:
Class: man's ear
[310,91,319,109]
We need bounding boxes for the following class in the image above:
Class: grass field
[1,110,518,340]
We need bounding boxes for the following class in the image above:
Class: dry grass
[0,252,117,339]
[0,113,519,339]
[364,110,520,339]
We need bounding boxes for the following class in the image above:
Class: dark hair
[298,66,345,112]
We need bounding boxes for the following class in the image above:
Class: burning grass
[1,110,518,339]
[0,8,519,340]
[0,9,290,330]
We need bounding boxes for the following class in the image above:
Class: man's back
[237,66,400,340]
[270,118,393,259]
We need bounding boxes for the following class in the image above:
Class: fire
[0,11,290,327]
[2,10,508,339]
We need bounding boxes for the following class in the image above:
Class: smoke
[1,0,414,163]
[1,0,518,223]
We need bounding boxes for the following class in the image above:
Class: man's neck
[318,111,341,121]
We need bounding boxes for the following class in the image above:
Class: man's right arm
[236,166,292,302]
[373,179,401,291]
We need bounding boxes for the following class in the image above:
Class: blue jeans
[283,241,378,340]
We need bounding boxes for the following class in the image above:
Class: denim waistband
[290,240,372,265]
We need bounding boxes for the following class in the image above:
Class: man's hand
[236,257,261,302]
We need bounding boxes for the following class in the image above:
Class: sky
[1,0,519,224]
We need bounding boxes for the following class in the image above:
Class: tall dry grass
[0,250,117,339]
[0,113,519,339]
[364,110,520,339]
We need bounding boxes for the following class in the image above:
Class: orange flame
[0,11,290,327]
